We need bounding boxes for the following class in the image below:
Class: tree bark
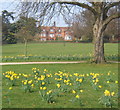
[93,19,106,64]
[24,38,27,57]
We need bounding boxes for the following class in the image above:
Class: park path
[0,61,86,65]
[0,61,119,65]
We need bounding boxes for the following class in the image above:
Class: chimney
[53,21,56,27]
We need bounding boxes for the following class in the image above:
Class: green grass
[1,43,119,62]
[2,63,118,108]
[2,43,118,56]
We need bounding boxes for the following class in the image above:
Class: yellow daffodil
[115,81,118,84]
[57,84,61,88]
[42,82,45,85]
[41,77,45,80]
[10,77,14,80]
[32,68,36,70]
[96,78,99,83]
[98,85,102,88]
[47,74,51,77]
[44,69,47,72]
[104,90,110,96]
[28,80,32,84]
[86,74,89,76]
[79,79,82,83]
[31,84,34,87]
[80,90,83,93]
[23,74,28,78]
[59,78,62,80]
[107,81,110,83]
[66,83,69,85]
[34,76,37,79]
[37,78,41,80]
[17,76,19,79]
[74,73,78,76]
[46,90,52,94]
[40,87,43,90]
[111,92,115,96]
[76,78,79,81]
[72,90,76,94]
[94,82,97,85]
[24,82,27,85]
[36,73,38,75]
[76,95,80,98]
[60,75,62,78]
[43,87,47,90]
[9,87,12,90]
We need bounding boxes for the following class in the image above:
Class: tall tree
[20,1,120,63]
[2,10,15,43]
[71,8,119,42]
[71,10,94,41]
[15,16,37,56]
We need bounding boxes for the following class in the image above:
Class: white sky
[0,1,68,27]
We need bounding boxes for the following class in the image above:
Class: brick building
[37,22,74,41]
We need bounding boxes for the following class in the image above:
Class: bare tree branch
[103,12,120,26]
[105,2,120,14]
[50,2,97,15]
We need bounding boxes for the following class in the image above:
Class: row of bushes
[29,40,120,44]
[1,54,119,62]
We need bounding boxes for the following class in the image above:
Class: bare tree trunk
[93,19,106,64]
[24,39,27,57]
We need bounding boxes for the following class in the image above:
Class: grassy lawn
[1,43,119,62]
[2,63,118,108]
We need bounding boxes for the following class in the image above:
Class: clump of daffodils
[40,87,47,90]
[104,90,115,96]
[46,90,52,95]
[99,90,116,108]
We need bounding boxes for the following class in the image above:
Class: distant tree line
[2,9,119,45]
[2,10,39,44]
[71,9,119,43]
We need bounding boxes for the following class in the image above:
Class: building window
[50,29,54,32]
[65,32,68,34]
[42,29,46,32]
[41,33,46,37]
[57,34,61,37]
[64,35,72,40]
[58,29,61,32]
[49,34,54,38]
[41,38,46,41]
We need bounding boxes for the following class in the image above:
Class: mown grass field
[2,63,118,108]
[2,43,118,56]
[1,43,119,62]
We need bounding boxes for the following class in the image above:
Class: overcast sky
[0,0,68,27]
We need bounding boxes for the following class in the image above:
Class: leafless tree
[70,10,94,41]
[71,8,119,42]
[19,0,120,63]
[15,16,37,56]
